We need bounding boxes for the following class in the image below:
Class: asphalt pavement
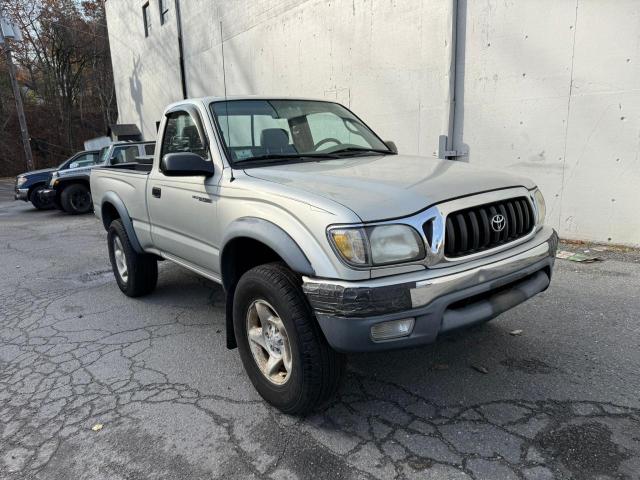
[1,178,639,480]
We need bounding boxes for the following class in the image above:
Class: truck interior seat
[260,128,295,154]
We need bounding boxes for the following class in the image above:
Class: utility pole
[1,16,34,171]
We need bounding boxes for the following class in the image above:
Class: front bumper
[39,188,57,203]
[15,187,29,201]
[303,227,558,352]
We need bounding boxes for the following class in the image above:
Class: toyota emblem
[491,214,506,232]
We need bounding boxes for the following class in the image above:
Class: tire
[107,219,158,297]
[60,183,92,214]
[29,185,55,210]
[233,263,345,414]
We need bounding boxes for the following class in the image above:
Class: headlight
[328,224,425,267]
[16,176,27,187]
[533,188,546,227]
[368,225,424,265]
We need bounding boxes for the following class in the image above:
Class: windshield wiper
[324,147,393,156]
[234,153,338,166]
[234,148,392,167]
[236,154,303,163]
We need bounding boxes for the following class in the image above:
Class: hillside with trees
[1,0,116,176]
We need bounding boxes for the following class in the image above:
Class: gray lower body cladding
[304,229,558,353]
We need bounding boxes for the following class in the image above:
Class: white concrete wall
[454,0,640,246]
[105,0,640,246]
[105,0,183,136]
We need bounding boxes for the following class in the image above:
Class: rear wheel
[233,263,344,414]
[60,183,92,214]
[29,185,54,210]
[108,219,158,297]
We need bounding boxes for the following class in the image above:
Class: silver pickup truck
[91,97,557,414]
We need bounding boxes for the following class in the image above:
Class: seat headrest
[260,128,290,150]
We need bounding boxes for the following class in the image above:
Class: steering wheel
[313,138,342,151]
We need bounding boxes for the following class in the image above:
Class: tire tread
[108,219,158,297]
[234,263,344,414]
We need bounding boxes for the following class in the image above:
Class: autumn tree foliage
[1,0,117,175]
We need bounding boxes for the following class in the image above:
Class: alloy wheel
[113,236,128,283]
[246,299,292,385]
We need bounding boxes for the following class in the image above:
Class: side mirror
[385,141,398,154]
[161,152,215,177]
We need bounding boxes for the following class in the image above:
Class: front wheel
[108,219,158,297]
[233,263,344,414]
[60,183,92,214]
[29,185,54,210]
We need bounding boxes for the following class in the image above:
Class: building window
[159,0,169,25]
[143,2,151,37]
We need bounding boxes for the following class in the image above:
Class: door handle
[152,186,161,198]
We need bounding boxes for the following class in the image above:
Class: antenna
[220,20,234,182]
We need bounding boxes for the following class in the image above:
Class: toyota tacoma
[90,97,557,414]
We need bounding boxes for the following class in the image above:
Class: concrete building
[105,0,639,246]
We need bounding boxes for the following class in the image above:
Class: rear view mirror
[385,141,398,153]
[161,152,214,177]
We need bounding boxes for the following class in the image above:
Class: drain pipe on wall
[439,0,459,159]
[175,0,188,99]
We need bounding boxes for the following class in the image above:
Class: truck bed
[90,166,151,237]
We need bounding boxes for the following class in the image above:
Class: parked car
[91,97,557,414]
[42,141,155,214]
[14,150,99,210]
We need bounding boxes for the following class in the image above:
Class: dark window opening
[143,2,151,37]
[161,111,208,161]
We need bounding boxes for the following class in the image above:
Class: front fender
[220,217,315,285]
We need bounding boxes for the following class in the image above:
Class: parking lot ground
[1,177,639,480]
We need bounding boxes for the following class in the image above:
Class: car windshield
[210,99,393,166]
[58,157,73,170]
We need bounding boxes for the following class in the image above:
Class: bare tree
[0,0,117,175]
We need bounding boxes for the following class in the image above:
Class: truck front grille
[440,196,535,258]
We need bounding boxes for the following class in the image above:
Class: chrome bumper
[303,227,558,352]
[15,187,29,201]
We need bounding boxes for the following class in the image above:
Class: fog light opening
[370,318,415,341]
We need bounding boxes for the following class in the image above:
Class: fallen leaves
[91,423,103,432]
[471,365,489,374]
[509,329,523,336]
[556,250,602,263]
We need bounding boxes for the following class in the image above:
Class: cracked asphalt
[1,178,639,480]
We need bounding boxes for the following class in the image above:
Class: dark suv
[41,141,155,214]
[14,150,100,210]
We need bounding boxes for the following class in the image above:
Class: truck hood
[19,167,56,178]
[244,154,536,221]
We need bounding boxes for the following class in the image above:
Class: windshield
[58,157,74,170]
[210,99,393,166]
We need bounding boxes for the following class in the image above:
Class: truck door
[147,107,221,274]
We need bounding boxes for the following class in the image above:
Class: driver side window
[307,112,369,149]
[69,152,100,169]
[161,111,208,159]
